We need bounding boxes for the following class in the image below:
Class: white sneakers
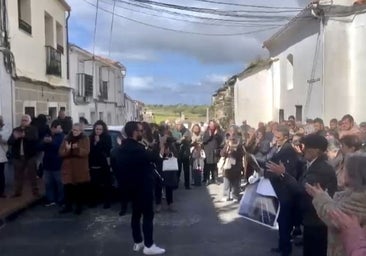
[133,242,166,255]
[143,244,166,255]
[133,242,144,252]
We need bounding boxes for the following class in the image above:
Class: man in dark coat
[265,125,299,256]
[7,115,39,197]
[203,120,224,185]
[267,134,337,256]
[57,110,72,135]
[114,121,165,255]
[175,121,191,189]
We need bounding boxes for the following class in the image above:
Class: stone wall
[14,79,70,125]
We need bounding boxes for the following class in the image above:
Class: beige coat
[59,135,90,185]
[313,190,366,256]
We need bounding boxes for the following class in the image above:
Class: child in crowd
[191,141,206,186]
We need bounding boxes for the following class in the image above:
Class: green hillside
[146,104,209,124]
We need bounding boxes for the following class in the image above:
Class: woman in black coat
[88,120,112,208]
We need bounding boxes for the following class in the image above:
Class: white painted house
[7,0,71,124]
[234,59,274,127]
[262,0,366,124]
[69,44,126,125]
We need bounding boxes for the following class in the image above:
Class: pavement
[0,181,302,256]
[0,164,44,227]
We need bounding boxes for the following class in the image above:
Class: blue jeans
[44,170,64,204]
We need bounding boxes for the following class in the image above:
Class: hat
[301,134,328,152]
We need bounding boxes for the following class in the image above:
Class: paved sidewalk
[0,164,44,224]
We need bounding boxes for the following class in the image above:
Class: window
[24,106,35,118]
[56,22,64,54]
[77,73,93,97]
[18,0,32,34]
[46,46,61,76]
[286,54,294,90]
[48,107,57,120]
[44,12,54,46]
[295,105,303,122]
[100,81,108,100]
[99,112,104,121]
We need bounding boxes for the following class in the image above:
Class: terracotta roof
[69,43,126,70]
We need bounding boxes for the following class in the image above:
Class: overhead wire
[100,0,286,27]
[190,0,302,10]
[110,0,292,24]
[125,0,298,19]
[83,0,281,36]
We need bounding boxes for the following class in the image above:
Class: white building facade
[234,60,274,126]
[252,1,366,122]
[69,44,126,125]
[7,0,71,124]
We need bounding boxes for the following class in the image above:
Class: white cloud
[125,76,156,91]
[68,0,303,104]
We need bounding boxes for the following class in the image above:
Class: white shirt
[0,125,10,163]
[307,157,318,170]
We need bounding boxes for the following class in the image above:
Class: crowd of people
[236,115,366,256]
[1,111,366,255]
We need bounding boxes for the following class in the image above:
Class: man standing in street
[7,115,39,197]
[265,125,298,256]
[114,121,165,255]
[267,134,337,256]
[0,115,10,197]
[176,120,192,189]
[57,109,72,135]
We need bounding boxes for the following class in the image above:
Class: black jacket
[89,133,112,169]
[113,138,158,196]
[298,156,337,226]
[7,125,39,159]
[281,155,337,226]
[265,141,299,203]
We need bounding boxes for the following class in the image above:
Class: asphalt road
[0,183,302,256]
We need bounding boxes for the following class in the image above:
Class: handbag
[217,157,226,170]
[162,156,179,188]
[162,156,179,171]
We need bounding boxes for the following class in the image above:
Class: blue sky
[68,0,305,105]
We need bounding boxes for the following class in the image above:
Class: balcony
[75,73,93,103]
[18,18,32,34]
[46,46,62,77]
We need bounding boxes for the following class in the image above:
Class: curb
[0,196,43,228]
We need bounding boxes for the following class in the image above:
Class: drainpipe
[321,16,325,121]
[66,10,70,80]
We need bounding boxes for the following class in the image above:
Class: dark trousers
[177,158,190,188]
[303,225,327,256]
[13,157,38,195]
[0,162,5,195]
[277,202,293,256]
[203,163,217,182]
[89,167,112,206]
[131,191,154,247]
[155,177,173,205]
[64,183,88,209]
